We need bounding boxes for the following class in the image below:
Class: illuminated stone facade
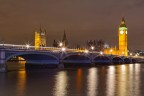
[35,28,46,49]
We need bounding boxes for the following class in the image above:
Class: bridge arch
[6,52,59,64]
[123,58,132,64]
[94,55,111,64]
[63,54,91,64]
[112,57,124,64]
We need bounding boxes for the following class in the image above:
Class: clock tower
[118,17,128,56]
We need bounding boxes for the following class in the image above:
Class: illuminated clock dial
[120,30,124,34]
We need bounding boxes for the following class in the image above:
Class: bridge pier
[0,50,7,72]
[91,60,95,66]
[58,60,64,69]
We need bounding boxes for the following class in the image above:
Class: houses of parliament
[34,17,128,56]
[34,28,68,50]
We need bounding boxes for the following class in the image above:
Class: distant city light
[130,53,133,56]
[91,46,94,50]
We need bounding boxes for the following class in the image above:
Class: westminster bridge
[0,43,141,72]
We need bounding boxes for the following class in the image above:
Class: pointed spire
[120,17,126,27]
[44,29,46,34]
[40,24,42,33]
[62,30,68,47]
[121,17,125,24]
[62,30,66,42]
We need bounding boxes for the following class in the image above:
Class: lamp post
[110,49,113,55]
[91,46,95,66]
[59,42,63,47]
[130,53,133,56]
[58,42,65,69]
[100,51,103,55]
[26,44,30,50]
[122,51,125,56]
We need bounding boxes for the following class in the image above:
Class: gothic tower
[40,29,46,47]
[34,27,47,49]
[118,17,128,56]
[35,31,40,49]
[62,30,68,47]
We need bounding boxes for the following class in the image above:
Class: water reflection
[133,64,141,96]
[106,66,116,96]
[0,63,143,96]
[76,68,82,92]
[87,68,97,96]
[16,71,27,96]
[116,65,129,96]
[54,71,68,96]
[114,64,141,96]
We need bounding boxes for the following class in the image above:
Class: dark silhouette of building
[62,30,68,47]
[53,40,58,47]
[52,30,68,47]
[86,40,105,51]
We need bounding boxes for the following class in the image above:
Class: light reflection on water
[106,66,115,96]
[0,62,143,96]
[87,68,97,96]
[76,68,82,92]
[16,71,26,96]
[54,71,68,96]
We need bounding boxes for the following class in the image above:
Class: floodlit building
[104,17,128,56]
[35,27,46,49]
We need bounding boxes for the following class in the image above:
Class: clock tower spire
[118,17,128,56]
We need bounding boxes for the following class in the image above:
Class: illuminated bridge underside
[63,55,91,64]
[94,56,111,64]
[0,48,137,72]
[4,50,134,65]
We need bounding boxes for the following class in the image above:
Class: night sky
[0,0,144,50]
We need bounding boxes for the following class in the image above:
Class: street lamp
[59,42,63,47]
[90,46,95,66]
[110,49,113,55]
[91,46,94,50]
[26,44,30,49]
[62,47,66,52]
[130,53,133,56]
[122,51,125,55]
[85,49,89,54]
[100,51,103,55]
[58,46,66,69]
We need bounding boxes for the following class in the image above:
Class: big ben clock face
[126,31,127,34]
[120,30,124,34]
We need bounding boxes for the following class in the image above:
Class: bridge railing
[0,43,86,52]
[0,43,105,55]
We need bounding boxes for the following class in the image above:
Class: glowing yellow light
[122,51,125,55]
[110,49,113,52]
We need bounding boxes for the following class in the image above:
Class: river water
[0,62,144,96]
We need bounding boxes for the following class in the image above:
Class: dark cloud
[0,0,144,50]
